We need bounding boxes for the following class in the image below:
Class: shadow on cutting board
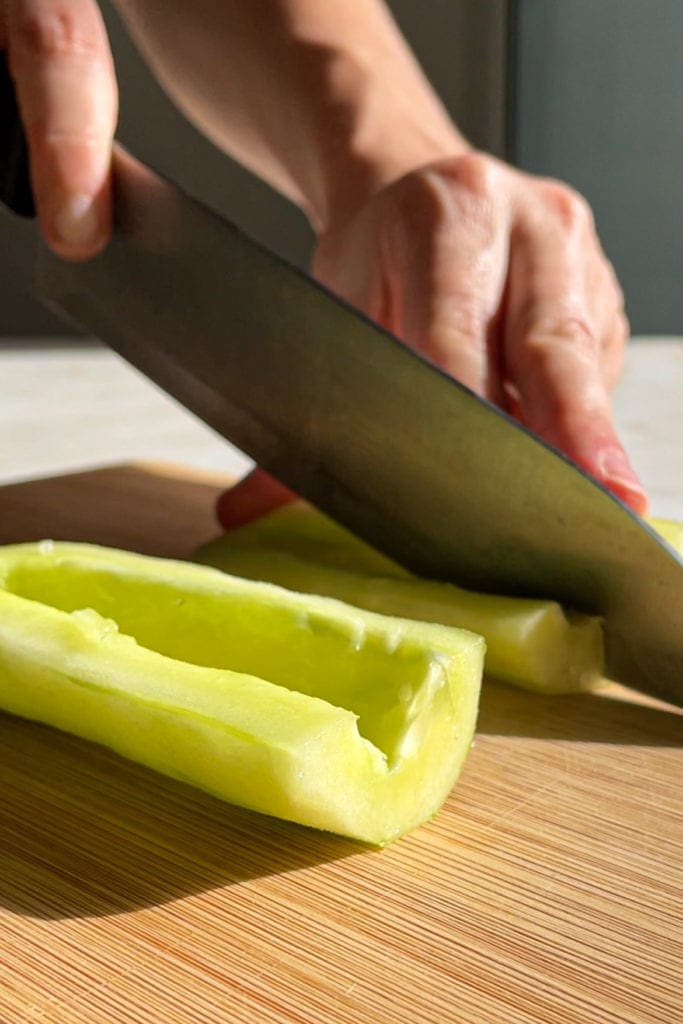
[0,465,364,923]
[477,678,682,746]
[0,712,361,922]
[0,681,679,924]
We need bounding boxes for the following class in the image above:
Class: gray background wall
[2,0,680,335]
[512,0,683,334]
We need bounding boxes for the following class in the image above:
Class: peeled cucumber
[0,541,484,845]
[198,505,683,694]
[647,516,683,555]
[197,503,604,694]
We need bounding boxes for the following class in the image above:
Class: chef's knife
[1,71,681,706]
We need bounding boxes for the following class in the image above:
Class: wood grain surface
[0,464,681,1024]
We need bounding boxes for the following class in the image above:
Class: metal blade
[39,149,683,705]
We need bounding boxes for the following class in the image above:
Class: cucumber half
[197,504,605,694]
[0,541,484,845]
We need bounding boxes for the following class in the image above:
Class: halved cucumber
[197,503,604,694]
[0,541,484,845]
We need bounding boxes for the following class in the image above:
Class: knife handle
[0,53,35,218]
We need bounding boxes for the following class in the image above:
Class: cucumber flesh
[646,516,683,555]
[196,503,604,694]
[198,543,602,694]
[197,505,683,693]
[0,541,484,845]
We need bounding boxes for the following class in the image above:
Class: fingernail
[599,448,636,481]
[598,449,648,514]
[54,194,102,251]
[608,478,648,515]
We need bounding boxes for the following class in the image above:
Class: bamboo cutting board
[0,463,681,1024]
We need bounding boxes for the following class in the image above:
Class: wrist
[285,18,471,234]
[309,93,471,234]
[313,119,470,235]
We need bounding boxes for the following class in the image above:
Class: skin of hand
[313,154,646,507]
[219,152,647,525]
[0,0,647,519]
[0,0,117,259]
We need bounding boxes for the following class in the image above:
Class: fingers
[6,0,117,259]
[380,158,509,402]
[216,468,295,531]
[505,183,647,513]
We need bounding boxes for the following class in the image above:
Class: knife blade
[2,140,682,705]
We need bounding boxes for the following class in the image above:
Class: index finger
[504,208,647,513]
[7,0,117,259]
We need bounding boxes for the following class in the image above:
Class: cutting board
[0,463,680,1024]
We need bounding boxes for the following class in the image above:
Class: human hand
[218,151,646,530]
[312,152,645,511]
[1,0,117,259]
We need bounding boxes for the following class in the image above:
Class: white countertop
[1,337,682,518]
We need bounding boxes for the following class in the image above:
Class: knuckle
[385,163,500,259]
[601,314,629,389]
[444,299,488,343]
[443,151,497,197]
[418,302,487,365]
[392,169,444,225]
[603,257,625,308]
[616,310,630,341]
[385,151,501,237]
[383,168,453,250]
[521,310,599,361]
[448,296,491,339]
[11,3,104,62]
[539,180,593,232]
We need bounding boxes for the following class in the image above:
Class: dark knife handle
[0,53,35,218]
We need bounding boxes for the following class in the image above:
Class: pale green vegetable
[197,503,604,694]
[647,516,683,556]
[0,541,484,845]
[225,501,410,579]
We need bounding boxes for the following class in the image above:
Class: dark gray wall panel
[512,0,683,333]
